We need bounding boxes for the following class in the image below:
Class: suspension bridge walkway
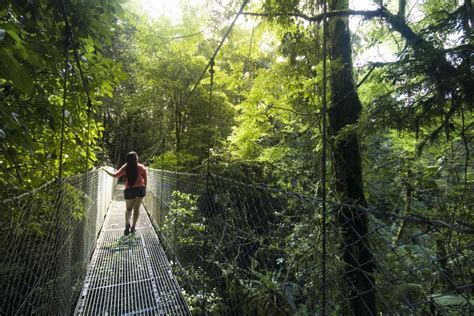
[1,168,473,315]
[0,168,192,315]
[75,185,189,315]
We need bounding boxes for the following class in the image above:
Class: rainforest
[1,0,473,314]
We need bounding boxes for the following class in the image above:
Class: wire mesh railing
[0,168,116,315]
[144,168,474,315]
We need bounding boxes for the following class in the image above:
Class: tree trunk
[328,0,376,314]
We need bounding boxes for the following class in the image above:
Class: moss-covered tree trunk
[327,0,376,314]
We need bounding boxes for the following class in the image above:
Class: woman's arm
[102,165,125,178]
[101,167,114,177]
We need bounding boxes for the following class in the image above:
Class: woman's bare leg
[131,197,143,230]
[125,199,134,226]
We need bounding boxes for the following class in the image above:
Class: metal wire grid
[144,168,474,315]
[0,169,116,315]
[76,186,190,315]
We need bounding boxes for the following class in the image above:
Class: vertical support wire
[54,24,71,314]
[174,100,180,259]
[202,56,215,315]
[206,58,215,180]
[160,130,165,225]
[59,30,70,180]
[85,99,92,172]
[320,0,328,314]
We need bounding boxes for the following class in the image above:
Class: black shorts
[124,187,146,200]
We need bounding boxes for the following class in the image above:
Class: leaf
[431,294,473,306]
[114,3,125,16]
[7,29,23,46]
[4,29,29,60]
[0,49,33,93]
[393,283,425,303]
[115,69,129,81]
[26,50,46,68]
[100,81,113,97]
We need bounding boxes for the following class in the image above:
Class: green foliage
[3,0,472,314]
[103,5,234,168]
[430,294,474,314]
[162,191,230,312]
[185,288,225,315]
[152,0,472,314]
[149,150,199,171]
[242,268,295,316]
[123,1,472,312]
[0,0,128,194]
[0,178,95,313]
[164,192,204,247]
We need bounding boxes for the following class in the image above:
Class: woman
[102,151,147,236]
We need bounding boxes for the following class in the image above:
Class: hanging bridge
[1,1,473,314]
[1,167,473,315]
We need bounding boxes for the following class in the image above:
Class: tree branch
[416,96,459,155]
[243,7,459,76]
[243,7,457,79]
[3,144,23,183]
[242,9,383,22]
[398,0,407,19]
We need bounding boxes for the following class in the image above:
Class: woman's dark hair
[125,151,138,186]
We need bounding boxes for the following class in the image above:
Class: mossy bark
[328,0,376,314]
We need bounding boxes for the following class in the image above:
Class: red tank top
[113,163,147,188]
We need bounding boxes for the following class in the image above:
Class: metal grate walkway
[75,185,190,315]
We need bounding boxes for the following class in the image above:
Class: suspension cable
[191,0,250,179]
[160,0,250,179]
[320,0,328,314]
[187,0,250,98]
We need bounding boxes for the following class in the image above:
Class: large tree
[327,0,376,313]
[247,0,376,313]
